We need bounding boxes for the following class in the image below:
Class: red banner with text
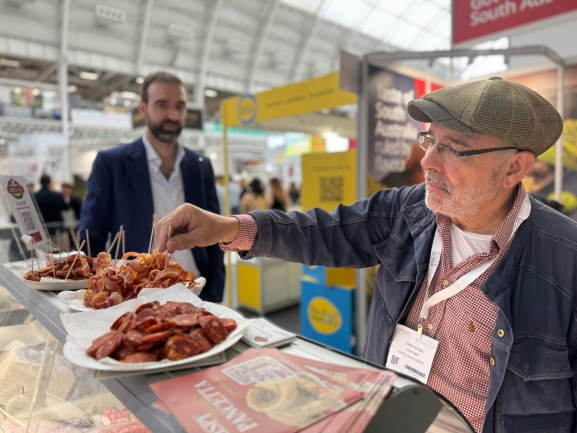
[453,0,577,45]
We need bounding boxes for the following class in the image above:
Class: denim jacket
[241,184,577,433]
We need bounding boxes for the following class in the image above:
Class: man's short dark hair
[141,71,184,104]
[40,174,51,187]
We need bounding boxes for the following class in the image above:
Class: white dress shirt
[142,135,200,276]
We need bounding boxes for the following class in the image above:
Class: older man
[156,77,576,433]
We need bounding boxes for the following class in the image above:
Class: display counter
[0,263,473,433]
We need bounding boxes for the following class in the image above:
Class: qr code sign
[391,355,399,365]
[320,177,343,202]
[19,208,38,233]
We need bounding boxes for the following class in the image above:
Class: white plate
[57,277,206,312]
[24,277,89,291]
[61,284,252,372]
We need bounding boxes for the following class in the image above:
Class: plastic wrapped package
[0,287,150,433]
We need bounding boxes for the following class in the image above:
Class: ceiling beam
[290,13,320,83]
[35,63,58,82]
[247,0,280,93]
[137,0,154,75]
[194,0,224,108]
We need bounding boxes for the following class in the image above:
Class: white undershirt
[450,223,493,268]
[142,135,200,276]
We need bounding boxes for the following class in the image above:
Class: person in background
[215,176,241,216]
[79,71,224,303]
[239,178,268,213]
[288,182,300,204]
[34,174,68,235]
[269,178,289,211]
[61,182,82,222]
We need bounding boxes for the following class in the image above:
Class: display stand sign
[0,176,48,250]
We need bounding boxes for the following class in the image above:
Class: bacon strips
[86,301,237,363]
[24,254,96,282]
[83,250,197,309]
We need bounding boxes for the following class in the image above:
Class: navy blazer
[79,138,225,302]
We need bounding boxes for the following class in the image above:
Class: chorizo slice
[122,352,158,363]
[177,302,202,315]
[110,311,131,331]
[200,308,213,316]
[144,321,174,334]
[94,331,123,360]
[164,336,201,361]
[189,329,213,353]
[124,330,146,347]
[198,315,228,344]
[112,342,136,361]
[130,316,158,331]
[223,319,237,332]
[141,330,172,346]
[87,330,119,357]
[172,314,199,330]
[161,304,181,321]
[135,301,159,314]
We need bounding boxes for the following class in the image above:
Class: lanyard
[417,194,531,338]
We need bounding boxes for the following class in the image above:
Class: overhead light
[135,76,144,84]
[79,71,99,81]
[121,91,139,99]
[204,89,217,97]
[14,87,21,94]
[227,39,249,54]
[0,138,6,146]
[0,58,20,68]
[168,23,195,40]
[123,100,131,107]
[109,98,117,106]
[95,5,126,23]
[32,88,40,96]
[68,85,77,92]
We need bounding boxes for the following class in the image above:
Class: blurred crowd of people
[215,176,300,215]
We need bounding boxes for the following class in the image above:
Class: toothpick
[48,238,56,278]
[85,229,91,257]
[64,240,85,281]
[65,233,70,253]
[148,213,157,255]
[30,240,34,273]
[56,229,61,251]
[122,229,125,257]
[165,226,172,269]
[69,228,78,251]
[107,231,120,254]
[114,225,123,264]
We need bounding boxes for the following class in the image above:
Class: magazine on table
[241,318,297,348]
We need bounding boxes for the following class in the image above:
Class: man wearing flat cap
[155,77,576,433]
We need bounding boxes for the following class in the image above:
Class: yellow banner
[302,150,357,212]
[222,72,357,127]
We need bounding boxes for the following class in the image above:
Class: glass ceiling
[282,0,452,52]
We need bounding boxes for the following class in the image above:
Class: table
[0,263,473,433]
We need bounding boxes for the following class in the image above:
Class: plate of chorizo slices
[60,284,252,372]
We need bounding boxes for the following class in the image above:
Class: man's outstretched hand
[155,204,240,253]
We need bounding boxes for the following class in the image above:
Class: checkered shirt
[404,185,527,433]
[219,214,259,252]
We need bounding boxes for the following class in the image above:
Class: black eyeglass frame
[417,131,523,157]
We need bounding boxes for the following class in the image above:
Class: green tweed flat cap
[407,77,563,155]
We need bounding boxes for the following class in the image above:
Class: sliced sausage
[112,342,136,361]
[87,330,119,357]
[189,329,213,353]
[130,316,158,331]
[172,314,199,330]
[135,301,159,314]
[161,304,181,321]
[164,336,201,361]
[198,315,228,344]
[123,330,146,347]
[177,302,202,315]
[144,321,174,334]
[122,352,158,363]
[94,331,123,360]
[223,319,237,332]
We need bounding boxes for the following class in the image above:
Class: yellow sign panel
[222,72,357,127]
[302,150,357,212]
[308,296,342,335]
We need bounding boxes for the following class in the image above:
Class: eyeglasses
[418,131,520,163]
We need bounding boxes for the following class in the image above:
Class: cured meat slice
[110,311,131,331]
[172,314,199,330]
[177,302,202,315]
[122,352,158,363]
[198,315,228,344]
[124,330,146,347]
[94,331,123,360]
[144,321,174,334]
[223,319,237,332]
[112,342,136,361]
[163,336,201,360]
[135,301,159,314]
[189,329,213,353]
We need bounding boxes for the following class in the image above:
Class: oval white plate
[24,277,89,291]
